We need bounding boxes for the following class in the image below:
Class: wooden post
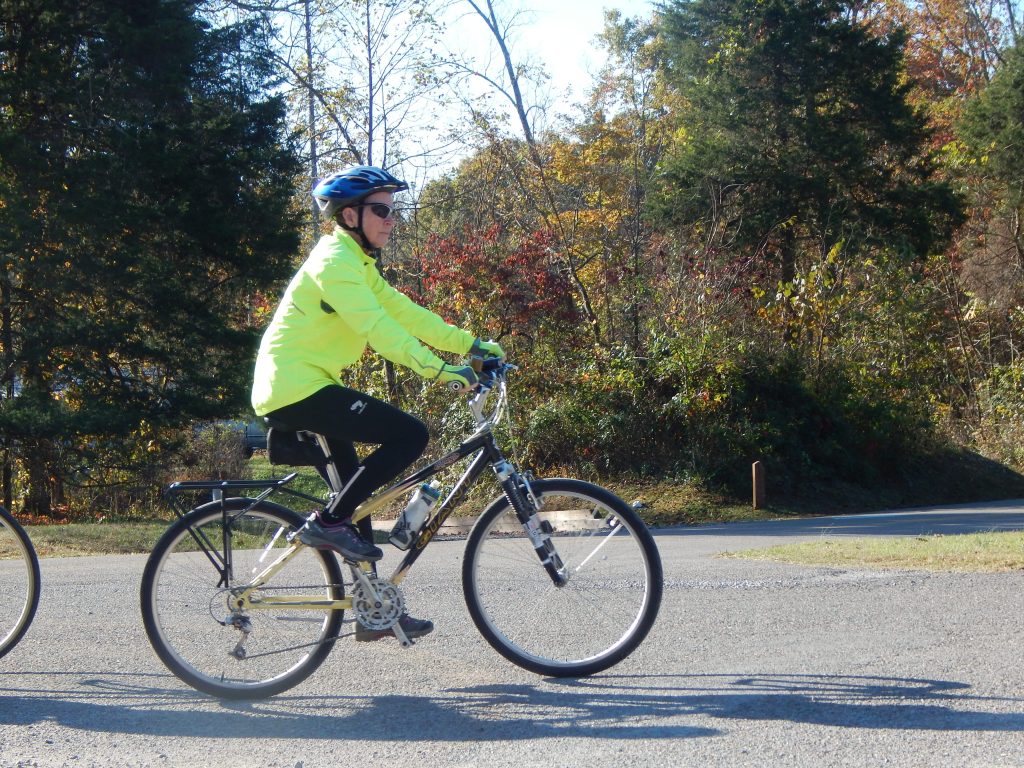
[752,461,765,509]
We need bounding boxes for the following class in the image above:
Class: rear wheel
[462,478,662,677]
[141,499,343,698]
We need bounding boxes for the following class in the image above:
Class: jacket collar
[333,228,376,266]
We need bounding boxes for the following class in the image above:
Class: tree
[949,42,1024,458]
[416,225,580,345]
[0,0,301,514]
[651,0,963,313]
[872,0,1020,149]
[207,0,453,194]
[960,43,1024,264]
[548,11,667,352]
[438,0,608,344]
[206,0,459,405]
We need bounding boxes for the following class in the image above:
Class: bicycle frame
[206,432,504,622]
[163,365,535,616]
[352,428,507,583]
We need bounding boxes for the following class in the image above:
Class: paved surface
[2,499,1024,767]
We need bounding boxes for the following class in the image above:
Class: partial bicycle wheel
[0,505,40,660]
[463,478,662,677]
[141,498,344,698]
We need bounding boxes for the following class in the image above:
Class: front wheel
[0,506,40,659]
[141,498,344,698]
[462,478,662,677]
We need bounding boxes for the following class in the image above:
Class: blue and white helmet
[312,165,408,217]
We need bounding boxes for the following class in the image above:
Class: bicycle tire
[462,478,662,677]
[0,505,40,660]
[141,498,344,698]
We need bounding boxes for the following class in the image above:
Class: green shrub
[521,338,938,500]
[972,363,1024,470]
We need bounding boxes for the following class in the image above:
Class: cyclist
[251,164,503,641]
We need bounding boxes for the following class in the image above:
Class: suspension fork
[492,459,567,586]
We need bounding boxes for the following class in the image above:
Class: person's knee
[408,417,429,454]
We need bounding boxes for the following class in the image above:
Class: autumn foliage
[3,0,1024,518]
[415,225,580,345]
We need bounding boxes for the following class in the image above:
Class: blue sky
[522,0,655,97]
[443,0,656,102]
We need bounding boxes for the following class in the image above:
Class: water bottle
[389,481,441,550]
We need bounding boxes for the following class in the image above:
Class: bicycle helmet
[312,165,409,256]
[312,165,409,216]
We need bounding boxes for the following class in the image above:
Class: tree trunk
[22,439,52,518]
[466,0,604,347]
[780,226,799,345]
[304,0,321,240]
[384,359,400,407]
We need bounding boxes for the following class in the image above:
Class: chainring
[350,576,405,631]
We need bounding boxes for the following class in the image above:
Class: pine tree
[651,0,963,288]
[0,0,302,514]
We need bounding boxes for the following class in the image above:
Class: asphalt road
[2,499,1024,768]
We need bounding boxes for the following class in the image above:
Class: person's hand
[436,363,479,393]
[471,338,505,360]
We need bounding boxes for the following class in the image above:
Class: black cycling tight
[265,385,429,526]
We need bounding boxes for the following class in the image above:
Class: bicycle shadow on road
[0,670,714,741]
[0,670,1021,739]
[541,672,1024,732]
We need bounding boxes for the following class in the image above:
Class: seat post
[313,434,344,494]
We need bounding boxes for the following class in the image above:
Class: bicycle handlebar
[463,358,514,429]
[444,356,507,394]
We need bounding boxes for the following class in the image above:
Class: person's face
[341,190,396,250]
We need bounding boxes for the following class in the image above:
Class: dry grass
[723,531,1024,572]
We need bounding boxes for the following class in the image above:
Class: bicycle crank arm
[392,622,413,648]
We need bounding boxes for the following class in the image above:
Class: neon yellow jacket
[252,229,474,415]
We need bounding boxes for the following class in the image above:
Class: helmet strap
[336,201,384,259]
[337,206,380,257]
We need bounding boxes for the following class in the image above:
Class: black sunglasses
[357,202,398,220]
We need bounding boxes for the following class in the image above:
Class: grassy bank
[723,531,1024,573]
[14,521,174,557]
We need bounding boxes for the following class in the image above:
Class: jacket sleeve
[316,257,469,379]
[367,270,475,355]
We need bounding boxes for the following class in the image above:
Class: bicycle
[140,360,663,699]
[0,504,41,659]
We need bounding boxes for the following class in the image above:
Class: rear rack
[167,473,300,493]
[164,472,327,520]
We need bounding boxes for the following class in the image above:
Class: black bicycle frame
[387,429,505,580]
[384,426,565,586]
[162,394,559,588]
